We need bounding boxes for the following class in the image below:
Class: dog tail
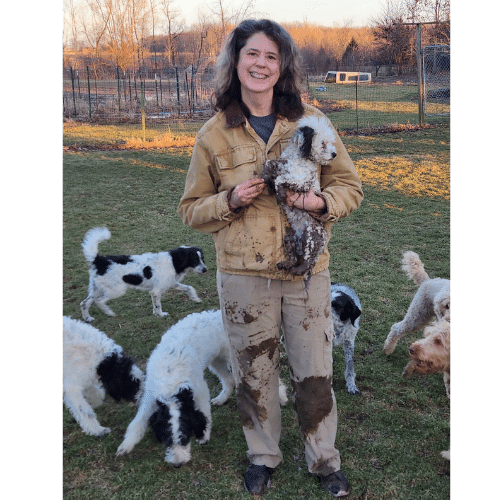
[82,227,111,264]
[401,251,430,285]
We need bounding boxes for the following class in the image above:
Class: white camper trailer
[324,71,372,84]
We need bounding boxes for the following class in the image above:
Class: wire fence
[63,47,450,146]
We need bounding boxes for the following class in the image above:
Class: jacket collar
[225,100,247,128]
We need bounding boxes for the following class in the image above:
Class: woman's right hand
[229,178,266,209]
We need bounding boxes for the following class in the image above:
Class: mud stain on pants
[291,375,333,437]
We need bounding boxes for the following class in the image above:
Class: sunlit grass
[355,154,449,199]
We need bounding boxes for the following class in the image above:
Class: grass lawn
[63,124,450,499]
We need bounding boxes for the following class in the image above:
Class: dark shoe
[316,470,350,497]
[244,464,274,495]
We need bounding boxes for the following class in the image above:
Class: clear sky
[178,0,384,28]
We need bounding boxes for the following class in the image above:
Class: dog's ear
[298,125,315,159]
[175,387,208,444]
[149,401,174,447]
[332,294,361,326]
[97,352,141,402]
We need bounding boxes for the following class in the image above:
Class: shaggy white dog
[116,309,288,466]
[262,114,337,287]
[80,227,207,322]
[383,251,450,355]
[116,309,235,466]
[63,316,144,436]
[330,282,362,395]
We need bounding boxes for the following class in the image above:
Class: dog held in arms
[116,309,288,466]
[383,251,450,355]
[330,282,362,395]
[80,227,207,322]
[403,318,450,459]
[262,114,337,287]
[63,316,144,436]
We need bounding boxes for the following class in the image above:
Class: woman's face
[236,32,280,101]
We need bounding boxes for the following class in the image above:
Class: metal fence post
[70,66,77,117]
[86,66,92,120]
[141,79,146,141]
[116,67,121,113]
[416,23,425,127]
[175,67,181,115]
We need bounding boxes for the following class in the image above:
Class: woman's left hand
[285,188,326,213]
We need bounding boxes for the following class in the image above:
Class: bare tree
[158,0,185,66]
[208,0,256,47]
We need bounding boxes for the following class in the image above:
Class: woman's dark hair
[213,19,305,120]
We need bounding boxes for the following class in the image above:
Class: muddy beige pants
[217,270,341,476]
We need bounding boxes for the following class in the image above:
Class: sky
[177,0,384,28]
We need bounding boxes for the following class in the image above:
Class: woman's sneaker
[315,470,350,497]
[244,464,274,495]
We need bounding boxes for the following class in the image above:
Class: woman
[177,19,363,497]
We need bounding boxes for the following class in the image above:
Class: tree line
[63,0,450,78]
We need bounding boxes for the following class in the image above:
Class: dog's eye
[434,338,442,346]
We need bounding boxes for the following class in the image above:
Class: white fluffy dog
[80,227,207,322]
[262,114,337,287]
[116,309,235,466]
[63,316,144,436]
[330,282,362,395]
[383,251,450,355]
[116,309,288,466]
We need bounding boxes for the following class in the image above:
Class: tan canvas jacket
[177,101,363,280]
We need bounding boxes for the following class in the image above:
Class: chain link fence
[63,56,449,146]
[422,44,450,116]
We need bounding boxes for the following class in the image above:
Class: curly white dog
[63,316,144,436]
[383,251,450,355]
[262,114,337,287]
[116,309,288,466]
[80,227,207,322]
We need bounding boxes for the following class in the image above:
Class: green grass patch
[63,126,450,499]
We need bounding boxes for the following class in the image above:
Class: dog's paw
[116,443,132,456]
[95,427,111,437]
[211,394,229,406]
[83,316,94,323]
[346,385,360,396]
[383,339,396,355]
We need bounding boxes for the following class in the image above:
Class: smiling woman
[177,18,363,498]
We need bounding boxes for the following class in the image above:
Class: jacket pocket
[221,212,278,272]
[215,145,258,190]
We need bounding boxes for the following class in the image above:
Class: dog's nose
[331,152,337,159]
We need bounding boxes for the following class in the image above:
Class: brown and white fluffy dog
[403,318,450,459]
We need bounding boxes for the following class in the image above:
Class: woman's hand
[229,178,266,210]
[285,188,326,213]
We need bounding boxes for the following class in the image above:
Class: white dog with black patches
[116,310,235,466]
[63,316,144,436]
[330,283,362,395]
[116,309,288,466]
[80,227,207,322]
[262,114,337,287]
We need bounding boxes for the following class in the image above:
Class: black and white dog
[63,316,144,436]
[330,282,362,395]
[116,309,289,466]
[262,114,337,288]
[116,310,235,466]
[80,227,207,322]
